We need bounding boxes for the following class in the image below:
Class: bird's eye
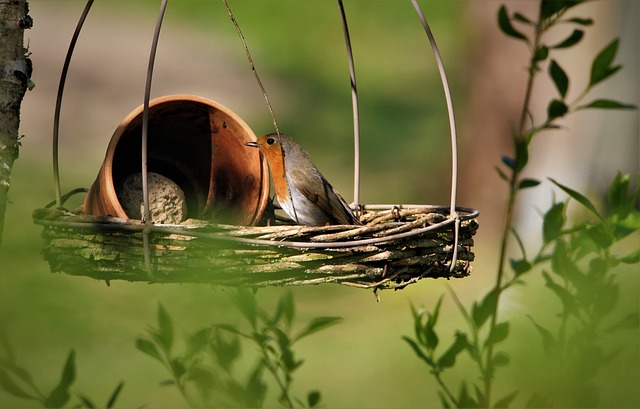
[266,137,276,145]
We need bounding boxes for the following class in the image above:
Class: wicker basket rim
[33,204,479,250]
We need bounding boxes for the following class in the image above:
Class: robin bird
[246,133,361,226]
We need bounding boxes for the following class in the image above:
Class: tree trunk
[0,0,32,249]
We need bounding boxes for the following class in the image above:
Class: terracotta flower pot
[83,94,270,226]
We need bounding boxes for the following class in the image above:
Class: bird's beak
[245,141,259,148]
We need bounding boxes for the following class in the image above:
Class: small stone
[117,172,187,224]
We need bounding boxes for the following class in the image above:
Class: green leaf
[437,390,452,409]
[492,351,511,367]
[540,0,585,21]
[0,369,38,401]
[605,312,639,333]
[514,137,529,173]
[551,239,584,289]
[76,393,96,408]
[403,336,434,366]
[501,156,516,171]
[473,385,486,407]
[547,99,568,121]
[472,289,498,329]
[185,328,210,358]
[106,381,125,408]
[279,291,295,327]
[528,316,559,357]
[616,208,640,235]
[593,282,619,318]
[551,29,583,49]
[485,322,510,347]
[425,295,444,351]
[437,332,468,369]
[567,17,593,26]
[585,223,614,249]
[294,316,342,342]
[511,228,528,261]
[510,258,531,276]
[44,350,76,408]
[513,12,533,24]
[549,178,603,220]
[495,166,510,182]
[618,248,640,264]
[456,382,479,408]
[214,324,251,339]
[410,304,427,347]
[170,358,186,380]
[543,202,565,243]
[578,99,637,110]
[210,329,241,371]
[533,45,549,64]
[245,363,267,407]
[518,178,541,190]
[308,390,321,408]
[59,350,76,389]
[157,305,173,351]
[0,358,34,390]
[608,172,631,213]
[429,295,444,327]
[549,60,569,98]
[231,289,259,330]
[543,271,578,315]
[590,38,621,87]
[272,327,301,373]
[498,6,528,41]
[136,339,163,363]
[494,391,519,408]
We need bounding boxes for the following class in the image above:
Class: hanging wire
[141,0,169,276]
[336,0,361,210]
[220,0,301,222]
[410,0,461,271]
[52,0,94,209]
[222,0,280,136]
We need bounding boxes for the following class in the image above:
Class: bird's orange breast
[261,146,289,204]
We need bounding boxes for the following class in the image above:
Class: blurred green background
[1,0,638,407]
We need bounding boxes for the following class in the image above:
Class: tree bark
[0,0,32,249]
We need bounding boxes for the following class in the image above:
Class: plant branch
[256,335,294,408]
[484,6,545,406]
[434,371,459,407]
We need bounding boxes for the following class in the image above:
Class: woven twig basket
[33,205,478,289]
[34,0,479,291]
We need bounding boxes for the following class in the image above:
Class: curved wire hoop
[410,0,462,271]
[52,0,94,209]
[336,0,463,269]
[49,1,476,277]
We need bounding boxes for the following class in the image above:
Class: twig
[222,0,280,135]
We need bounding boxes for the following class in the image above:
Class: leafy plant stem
[518,20,543,136]
[158,346,198,408]
[434,371,459,407]
[484,7,545,406]
[258,343,294,408]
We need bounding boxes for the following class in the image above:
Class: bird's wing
[289,168,361,225]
